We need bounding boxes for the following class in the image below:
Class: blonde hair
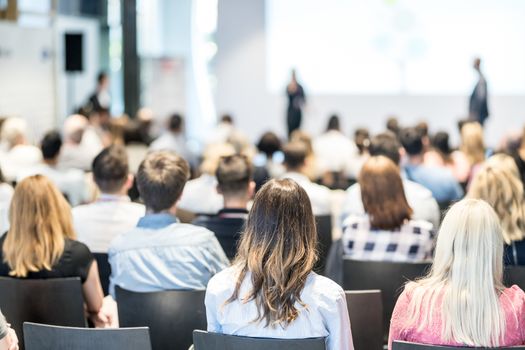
[2,175,75,277]
[1,117,27,148]
[403,199,506,347]
[460,122,485,165]
[468,156,525,243]
[200,143,236,175]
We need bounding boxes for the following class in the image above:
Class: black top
[192,208,248,260]
[0,235,94,283]
[505,240,525,266]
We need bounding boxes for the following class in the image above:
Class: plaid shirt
[342,215,435,262]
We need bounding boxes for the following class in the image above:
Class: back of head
[92,145,129,194]
[1,117,28,148]
[63,114,88,144]
[416,121,429,138]
[256,132,282,158]
[231,178,317,327]
[290,130,313,155]
[386,117,400,135]
[326,114,340,131]
[461,122,485,165]
[406,199,504,347]
[168,113,183,133]
[283,141,308,171]
[359,156,412,230]
[468,157,525,243]
[431,131,451,156]
[220,114,233,125]
[368,132,401,165]
[137,151,190,212]
[3,175,74,277]
[216,155,253,198]
[399,127,424,156]
[354,128,370,154]
[200,143,236,175]
[40,131,63,160]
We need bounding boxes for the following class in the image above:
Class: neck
[43,158,58,166]
[147,205,177,217]
[408,154,424,165]
[223,197,249,210]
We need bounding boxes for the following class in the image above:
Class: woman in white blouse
[205,178,353,350]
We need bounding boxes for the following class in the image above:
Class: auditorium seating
[93,253,111,296]
[314,215,333,274]
[116,286,206,350]
[23,322,152,350]
[0,277,86,350]
[193,330,326,350]
[392,341,525,349]
[345,290,383,350]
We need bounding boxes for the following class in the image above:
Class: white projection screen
[266,0,525,95]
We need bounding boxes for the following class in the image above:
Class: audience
[73,145,145,253]
[149,113,194,165]
[0,170,13,234]
[205,179,353,350]
[459,121,487,183]
[342,156,434,261]
[348,127,370,179]
[255,131,284,179]
[389,199,525,349]
[341,132,440,228]
[59,114,103,171]
[281,141,332,216]
[193,155,254,260]
[424,131,470,183]
[511,126,525,186]
[400,127,464,203]
[108,151,229,295]
[0,175,111,327]
[0,310,17,350]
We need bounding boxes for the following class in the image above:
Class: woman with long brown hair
[205,179,353,350]
[0,175,110,327]
[342,156,434,261]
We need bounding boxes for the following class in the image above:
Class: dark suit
[286,84,305,137]
[469,73,489,125]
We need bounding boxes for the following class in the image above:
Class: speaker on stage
[64,33,83,72]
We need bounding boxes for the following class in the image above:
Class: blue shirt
[108,213,230,297]
[404,164,464,203]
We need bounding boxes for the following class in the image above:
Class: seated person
[205,179,353,350]
[0,175,110,327]
[73,145,145,253]
[281,141,332,216]
[342,156,434,262]
[389,199,525,349]
[0,310,17,350]
[109,151,229,295]
[193,155,254,260]
[149,113,195,167]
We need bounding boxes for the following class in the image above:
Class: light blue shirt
[404,164,464,203]
[108,213,230,297]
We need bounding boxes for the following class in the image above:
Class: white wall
[215,0,525,146]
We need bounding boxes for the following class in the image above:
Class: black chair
[392,341,525,349]
[0,277,86,350]
[93,253,111,296]
[23,322,152,350]
[116,286,206,350]
[315,215,333,275]
[342,259,431,342]
[193,330,326,350]
[345,290,383,350]
[504,265,525,290]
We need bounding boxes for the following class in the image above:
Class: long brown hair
[3,175,75,277]
[359,156,413,230]
[228,179,318,327]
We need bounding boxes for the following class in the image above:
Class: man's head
[63,114,88,144]
[326,114,340,132]
[399,127,424,157]
[368,132,402,165]
[257,132,282,158]
[1,117,28,148]
[473,57,481,71]
[283,141,308,172]
[41,131,62,163]
[220,114,233,125]
[216,155,255,205]
[137,151,190,213]
[97,71,109,89]
[92,145,132,195]
[168,113,183,133]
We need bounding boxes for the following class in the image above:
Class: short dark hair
[399,127,424,156]
[431,131,451,155]
[40,131,62,160]
[220,114,233,124]
[97,71,107,84]
[416,121,429,137]
[386,117,400,135]
[216,155,253,197]
[168,114,183,132]
[354,128,370,154]
[92,145,129,193]
[326,114,340,131]
[257,132,282,157]
[369,132,401,165]
[137,151,190,212]
[283,141,308,170]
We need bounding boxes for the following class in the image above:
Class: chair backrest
[342,259,431,342]
[193,330,326,350]
[504,265,525,290]
[345,290,383,350]
[23,322,152,350]
[315,215,333,275]
[392,341,525,349]
[0,277,85,350]
[116,286,206,350]
[93,253,111,296]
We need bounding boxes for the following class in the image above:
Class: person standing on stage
[89,72,111,112]
[469,57,489,126]
[286,69,306,137]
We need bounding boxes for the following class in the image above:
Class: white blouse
[205,266,354,350]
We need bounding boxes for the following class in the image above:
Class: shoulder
[403,179,433,199]
[207,266,239,295]
[343,215,368,230]
[406,220,434,233]
[502,285,525,304]
[304,273,346,306]
[65,239,92,255]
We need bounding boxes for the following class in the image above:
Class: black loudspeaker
[64,33,83,72]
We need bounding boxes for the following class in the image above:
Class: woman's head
[431,131,452,159]
[230,179,317,327]
[359,156,412,230]
[460,122,485,165]
[3,175,74,277]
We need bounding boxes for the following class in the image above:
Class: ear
[124,173,134,191]
[399,147,406,159]
[248,181,256,199]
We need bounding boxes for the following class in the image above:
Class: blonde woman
[0,175,110,327]
[468,155,525,265]
[205,179,353,350]
[388,199,525,349]
[455,122,487,184]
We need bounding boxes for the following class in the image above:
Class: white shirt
[313,131,359,175]
[205,266,354,350]
[177,174,223,214]
[0,144,43,181]
[281,172,332,216]
[0,183,13,234]
[340,180,440,229]
[73,194,145,253]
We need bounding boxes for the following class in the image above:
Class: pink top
[388,285,525,350]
